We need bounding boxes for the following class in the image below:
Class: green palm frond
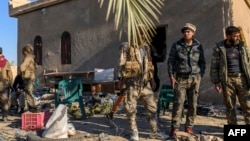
[99,0,164,47]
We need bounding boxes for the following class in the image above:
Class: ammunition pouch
[22,69,35,79]
[148,61,154,79]
[122,61,141,78]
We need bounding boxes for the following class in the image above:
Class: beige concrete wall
[14,0,243,104]
[232,0,250,46]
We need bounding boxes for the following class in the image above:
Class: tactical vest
[122,45,155,80]
[21,55,36,80]
[145,46,155,80]
[0,62,10,81]
[0,62,12,89]
[122,46,142,78]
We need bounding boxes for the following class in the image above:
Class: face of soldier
[22,50,28,56]
[228,32,240,45]
[182,29,194,40]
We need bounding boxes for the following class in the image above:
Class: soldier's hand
[215,83,222,93]
[170,76,178,89]
[119,79,125,91]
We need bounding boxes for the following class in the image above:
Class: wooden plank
[43,71,94,76]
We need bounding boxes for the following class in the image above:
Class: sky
[0,0,17,65]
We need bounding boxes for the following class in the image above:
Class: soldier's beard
[229,39,239,46]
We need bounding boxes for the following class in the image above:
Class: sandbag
[42,104,68,139]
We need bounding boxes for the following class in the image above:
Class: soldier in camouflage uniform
[20,44,37,111]
[210,26,250,125]
[117,28,165,141]
[167,23,206,137]
[0,47,13,122]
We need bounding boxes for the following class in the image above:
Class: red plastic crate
[21,109,51,130]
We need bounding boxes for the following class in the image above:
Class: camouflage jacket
[210,40,250,86]
[0,61,13,88]
[20,54,36,80]
[117,42,154,82]
[168,38,206,77]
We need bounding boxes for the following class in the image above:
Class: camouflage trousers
[23,79,36,108]
[0,88,10,116]
[123,82,158,132]
[222,75,250,125]
[172,74,201,129]
[10,90,25,108]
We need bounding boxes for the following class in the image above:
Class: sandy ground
[0,102,245,141]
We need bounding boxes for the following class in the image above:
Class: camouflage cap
[181,23,196,33]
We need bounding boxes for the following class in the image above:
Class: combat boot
[169,128,178,138]
[3,116,8,122]
[130,129,139,141]
[2,112,9,122]
[185,127,193,134]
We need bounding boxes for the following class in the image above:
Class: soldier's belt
[228,72,244,77]
[176,73,199,78]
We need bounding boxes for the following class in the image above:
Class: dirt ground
[0,101,245,141]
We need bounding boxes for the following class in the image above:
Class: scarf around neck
[0,55,7,68]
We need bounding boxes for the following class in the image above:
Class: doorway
[150,25,167,92]
[150,25,167,62]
